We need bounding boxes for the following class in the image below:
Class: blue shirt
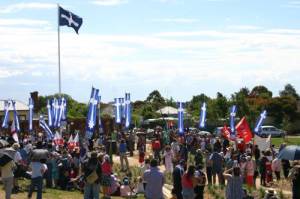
[30,162,47,178]
[143,167,164,199]
[119,143,127,153]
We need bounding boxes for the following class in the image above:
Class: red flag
[222,125,231,140]
[54,132,64,146]
[235,117,253,143]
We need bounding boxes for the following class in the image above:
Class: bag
[86,170,98,184]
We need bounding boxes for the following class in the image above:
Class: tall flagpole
[57,4,61,94]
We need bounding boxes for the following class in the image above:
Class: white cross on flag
[59,6,83,34]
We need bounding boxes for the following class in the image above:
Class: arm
[223,168,233,180]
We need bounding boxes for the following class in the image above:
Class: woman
[101,155,112,199]
[223,167,244,199]
[163,145,173,173]
[181,165,197,199]
[194,165,206,199]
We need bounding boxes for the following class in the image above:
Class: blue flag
[114,98,122,124]
[59,6,83,34]
[47,99,53,127]
[39,115,54,141]
[199,102,207,129]
[28,98,34,132]
[86,87,99,137]
[230,105,237,135]
[97,95,103,133]
[125,93,131,129]
[12,101,20,132]
[2,100,10,128]
[254,110,267,135]
[177,102,184,135]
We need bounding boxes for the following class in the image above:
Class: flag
[12,101,20,132]
[59,6,83,34]
[52,98,60,127]
[230,105,237,135]
[53,131,64,146]
[254,110,267,135]
[73,132,79,147]
[177,102,184,135]
[124,93,131,129]
[199,102,207,129]
[2,100,10,128]
[57,98,64,127]
[222,124,231,141]
[11,119,19,143]
[97,95,103,133]
[61,97,67,121]
[39,115,54,141]
[235,117,253,143]
[47,99,53,127]
[67,134,74,149]
[86,87,99,137]
[114,98,122,124]
[28,97,34,132]
[254,134,271,151]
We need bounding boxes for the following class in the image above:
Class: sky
[1,0,300,103]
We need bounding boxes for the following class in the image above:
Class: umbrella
[30,149,49,161]
[198,131,211,136]
[0,139,9,148]
[0,148,16,166]
[278,145,300,160]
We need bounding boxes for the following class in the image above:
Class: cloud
[227,25,262,31]
[0,19,50,26]
[282,1,300,8]
[152,18,199,24]
[0,2,56,14]
[91,0,128,6]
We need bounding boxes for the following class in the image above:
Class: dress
[225,176,244,199]
[164,150,173,172]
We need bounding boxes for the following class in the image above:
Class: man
[0,158,16,199]
[119,139,129,171]
[172,160,185,199]
[209,148,224,185]
[143,159,165,199]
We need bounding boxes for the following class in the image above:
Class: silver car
[259,125,286,138]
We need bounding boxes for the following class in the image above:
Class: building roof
[156,106,185,115]
[0,100,29,111]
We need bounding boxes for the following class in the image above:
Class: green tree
[279,84,300,100]
[146,90,166,110]
[250,85,273,99]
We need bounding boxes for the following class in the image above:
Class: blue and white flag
[254,110,267,135]
[59,6,83,34]
[12,101,20,132]
[86,87,99,136]
[61,97,67,121]
[2,100,10,128]
[125,93,131,129]
[57,98,65,127]
[177,102,184,135]
[39,115,54,141]
[114,98,122,124]
[97,95,103,133]
[199,102,207,129]
[47,99,53,127]
[52,98,59,127]
[230,105,237,135]
[28,98,34,132]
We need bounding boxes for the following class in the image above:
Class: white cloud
[282,1,300,8]
[91,0,128,6]
[227,25,262,31]
[152,18,199,24]
[0,2,56,14]
[0,19,50,26]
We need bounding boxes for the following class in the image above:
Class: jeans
[28,176,43,199]
[84,183,100,199]
[2,177,13,199]
[182,187,195,199]
[120,153,129,170]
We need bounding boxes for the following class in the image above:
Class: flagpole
[57,3,61,94]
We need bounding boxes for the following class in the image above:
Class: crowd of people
[0,127,300,199]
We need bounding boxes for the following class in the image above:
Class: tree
[187,94,210,118]
[279,84,300,100]
[146,90,166,110]
[250,85,273,99]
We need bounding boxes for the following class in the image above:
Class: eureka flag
[59,6,83,34]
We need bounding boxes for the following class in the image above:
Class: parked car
[259,126,286,138]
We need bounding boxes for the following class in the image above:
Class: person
[260,153,268,186]
[27,159,48,199]
[119,139,129,172]
[223,167,244,199]
[281,159,290,179]
[288,163,300,199]
[181,165,196,199]
[172,160,185,199]
[194,149,203,167]
[163,145,173,173]
[101,155,112,199]
[0,158,16,199]
[209,148,224,185]
[245,156,255,187]
[152,138,161,164]
[271,156,281,181]
[143,159,165,199]
[83,151,102,199]
[140,158,150,191]
[194,165,206,199]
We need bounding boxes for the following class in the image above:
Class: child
[101,155,112,198]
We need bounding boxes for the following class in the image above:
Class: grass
[271,136,300,148]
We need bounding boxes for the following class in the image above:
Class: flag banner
[222,125,231,141]
[2,100,10,128]
[28,97,34,132]
[53,131,64,146]
[59,6,83,34]
[97,95,103,133]
[235,117,253,143]
[57,98,64,127]
[177,102,184,135]
[47,99,53,127]
[125,93,131,129]
[61,97,67,121]
[230,105,237,135]
[254,110,267,135]
[86,87,99,135]
[11,120,19,143]
[199,102,207,129]
[52,98,59,127]
[39,115,54,141]
[114,98,122,124]
[12,101,20,132]
[120,98,125,119]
